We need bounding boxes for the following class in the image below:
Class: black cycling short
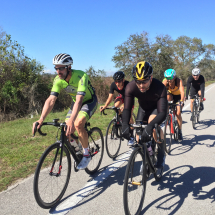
[190,86,200,99]
[136,107,158,124]
[172,94,181,104]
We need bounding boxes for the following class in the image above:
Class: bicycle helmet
[164,69,176,80]
[53,53,73,65]
[192,68,200,75]
[132,61,153,80]
[113,71,125,81]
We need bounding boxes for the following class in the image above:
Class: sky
[0,0,215,76]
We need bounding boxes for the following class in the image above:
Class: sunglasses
[135,77,151,85]
[193,75,199,77]
[166,77,174,80]
[54,66,67,71]
[115,80,123,83]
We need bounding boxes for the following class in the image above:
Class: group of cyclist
[32,53,205,170]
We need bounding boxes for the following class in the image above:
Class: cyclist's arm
[162,78,167,86]
[68,95,84,123]
[200,77,205,100]
[32,95,57,133]
[186,77,191,98]
[148,87,167,130]
[179,79,185,101]
[100,93,114,111]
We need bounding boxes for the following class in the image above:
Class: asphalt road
[1,83,215,215]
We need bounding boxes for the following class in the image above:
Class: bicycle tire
[33,142,71,209]
[197,105,200,123]
[174,121,179,142]
[85,127,104,174]
[153,141,164,181]
[105,119,121,158]
[123,147,147,215]
[192,105,196,129]
[164,115,172,154]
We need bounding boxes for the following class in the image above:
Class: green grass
[0,101,138,192]
[0,80,214,192]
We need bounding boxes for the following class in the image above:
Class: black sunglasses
[135,77,151,85]
[115,80,123,83]
[54,66,67,71]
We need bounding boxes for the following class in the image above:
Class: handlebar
[101,106,120,115]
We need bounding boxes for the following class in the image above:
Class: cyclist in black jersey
[32,53,98,170]
[122,61,168,169]
[100,71,135,145]
[185,68,205,121]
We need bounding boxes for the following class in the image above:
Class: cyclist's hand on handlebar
[65,120,75,137]
[184,97,187,102]
[32,119,43,135]
[122,123,130,140]
[100,106,106,112]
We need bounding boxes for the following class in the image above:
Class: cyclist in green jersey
[32,53,98,170]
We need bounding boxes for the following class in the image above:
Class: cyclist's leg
[135,106,146,143]
[198,90,204,110]
[148,110,165,168]
[114,95,123,115]
[190,87,198,119]
[75,95,98,169]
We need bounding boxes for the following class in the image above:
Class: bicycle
[101,106,136,159]
[191,94,205,129]
[33,119,104,209]
[123,122,163,215]
[164,101,181,153]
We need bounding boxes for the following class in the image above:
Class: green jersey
[51,69,95,103]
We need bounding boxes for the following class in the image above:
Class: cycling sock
[129,129,134,138]
[83,147,89,156]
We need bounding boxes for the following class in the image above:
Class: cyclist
[162,69,185,141]
[185,68,205,120]
[121,61,168,169]
[32,53,98,170]
[100,71,135,145]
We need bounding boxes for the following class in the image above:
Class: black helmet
[132,61,153,80]
[113,71,125,81]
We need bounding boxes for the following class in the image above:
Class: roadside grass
[0,80,213,192]
[0,101,138,192]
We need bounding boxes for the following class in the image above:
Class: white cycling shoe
[127,137,134,146]
[77,155,91,170]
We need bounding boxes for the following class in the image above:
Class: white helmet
[53,53,73,65]
[192,68,200,76]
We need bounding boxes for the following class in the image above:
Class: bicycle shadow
[169,134,215,156]
[141,165,215,214]
[194,119,215,130]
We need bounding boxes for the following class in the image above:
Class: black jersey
[123,79,167,128]
[109,80,129,98]
[186,75,205,98]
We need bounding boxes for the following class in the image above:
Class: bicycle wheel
[197,105,200,123]
[33,142,71,209]
[174,122,179,142]
[85,127,104,174]
[192,105,196,129]
[153,141,164,181]
[123,147,147,215]
[164,115,172,154]
[105,119,121,158]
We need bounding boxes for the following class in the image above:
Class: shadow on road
[142,165,215,214]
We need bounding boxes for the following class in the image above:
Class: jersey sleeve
[77,73,88,96]
[50,77,63,97]
[186,76,192,98]
[109,82,115,94]
[200,76,205,99]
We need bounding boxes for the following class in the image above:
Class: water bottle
[146,141,153,156]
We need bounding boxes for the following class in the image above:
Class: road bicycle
[33,119,104,209]
[191,94,205,129]
[101,106,136,159]
[164,101,181,153]
[123,122,164,215]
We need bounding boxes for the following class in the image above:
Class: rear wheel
[164,115,172,154]
[33,143,71,209]
[85,127,104,174]
[105,119,121,158]
[123,147,147,215]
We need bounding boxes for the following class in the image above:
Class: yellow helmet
[132,61,153,80]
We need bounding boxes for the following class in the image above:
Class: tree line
[0,29,215,121]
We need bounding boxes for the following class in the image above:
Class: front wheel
[164,115,172,154]
[85,127,104,174]
[105,119,122,159]
[192,105,197,129]
[33,142,71,209]
[123,147,147,215]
